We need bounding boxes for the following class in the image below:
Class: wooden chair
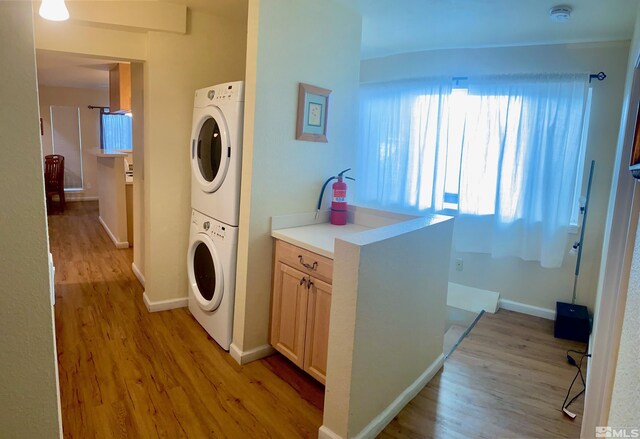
[44,154,65,212]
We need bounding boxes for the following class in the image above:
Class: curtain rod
[451,72,607,86]
[88,105,109,115]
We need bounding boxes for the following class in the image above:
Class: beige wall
[608,204,640,428]
[38,85,108,200]
[232,0,362,354]
[131,62,145,279]
[34,5,248,303]
[0,2,61,437]
[323,217,453,438]
[142,9,247,303]
[576,6,640,434]
[360,42,630,312]
[606,7,640,430]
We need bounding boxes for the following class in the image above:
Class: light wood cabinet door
[270,262,309,367]
[303,276,332,384]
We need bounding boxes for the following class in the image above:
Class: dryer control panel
[194,81,245,107]
[192,210,229,242]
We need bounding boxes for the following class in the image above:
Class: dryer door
[188,233,224,311]
[191,106,231,193]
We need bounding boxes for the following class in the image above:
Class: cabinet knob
[300,276,306,286]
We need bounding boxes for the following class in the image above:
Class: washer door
[188,233,224,311]
[191,107,231,193]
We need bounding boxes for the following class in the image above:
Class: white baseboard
[142,292,188,312]
[229,342,275,365]
[448,282,500,314]
[66,196,99,202]
[318,426,343,439]
[499,299,555,320]
[131,262,145,287]
[98,216,129,249]
[319,354,444,439]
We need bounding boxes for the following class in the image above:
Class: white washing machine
[187,209,237,350]
[190,81,244,227]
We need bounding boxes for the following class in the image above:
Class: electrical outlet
[455,258,464,271]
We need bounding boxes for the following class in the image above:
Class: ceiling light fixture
[549,5,572,23]
[39,0,70,21]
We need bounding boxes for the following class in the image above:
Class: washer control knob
[207,90,215,100]
[203,221,210,230]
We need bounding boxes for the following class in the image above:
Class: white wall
[360,42,630,312]
[142,9,247,303]
[232,0,362,356]
[38,85,108,201]
[0,2,61,437]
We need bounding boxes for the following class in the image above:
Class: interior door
[188,234,224,311]
[191,108,230,193]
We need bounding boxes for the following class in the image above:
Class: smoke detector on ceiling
[549,5,572,22]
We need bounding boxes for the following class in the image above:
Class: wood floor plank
[49,202,323,438]
[50,202,585,439]
[380,310,587,439]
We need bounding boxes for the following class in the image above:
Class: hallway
[49,202,322,438]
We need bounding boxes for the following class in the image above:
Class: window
[101,112,132,151]
[357,74,591,267]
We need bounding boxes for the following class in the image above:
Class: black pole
[572,160,595,306]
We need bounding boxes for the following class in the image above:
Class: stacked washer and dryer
[187,81,244,350]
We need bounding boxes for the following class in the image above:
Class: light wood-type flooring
[50,202,587,439]
[381,310,587,439]
[49,202,323,438]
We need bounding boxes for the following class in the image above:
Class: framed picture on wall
[296,83,331,142]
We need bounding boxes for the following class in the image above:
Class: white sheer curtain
[455,74,589,267]
[356,73,590,268]
[357,79,452,212]
[102,113,133,151]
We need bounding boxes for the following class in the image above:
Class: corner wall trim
[321,354,444,439]
[229,342,275,365]
[131,262,145,287]
[499,299,555,320]
[98,216,129,249]
[142,292,187,313]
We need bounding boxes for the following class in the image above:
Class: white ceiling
[36,51,117,89]
[336,0,639,59]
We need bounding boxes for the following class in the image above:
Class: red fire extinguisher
[317,168,354,226]
[331,171,349,225]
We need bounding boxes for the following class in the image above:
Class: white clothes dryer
[187,209,237,350]
[190,81,244,226]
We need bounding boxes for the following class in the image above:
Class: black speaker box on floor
[554,301,591,343]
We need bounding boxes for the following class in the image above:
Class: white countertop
[272,223,372,259]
